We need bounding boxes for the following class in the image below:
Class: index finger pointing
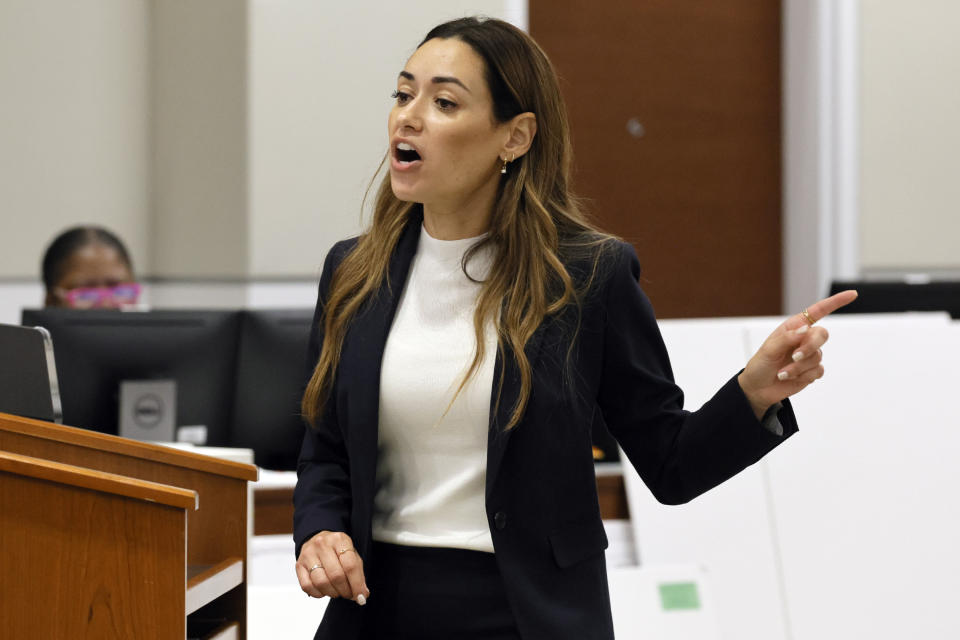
[807,289,858,321]
[787,289,858,329]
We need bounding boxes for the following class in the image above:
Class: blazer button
[494,511,507,530]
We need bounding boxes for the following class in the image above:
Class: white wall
[859,0,960,275]
[0,1,516,288]
[0,1,519,320]
[2,281,319,326]
[0,284,44,327]
[247,1,517,277]
[4,1,957,307]
[783,0,861,313]
[783,0,830,312]
[150,0,249,278]
[785,0,960,310]
[0,0,151,279]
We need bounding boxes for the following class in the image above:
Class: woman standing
[294,17,855,640]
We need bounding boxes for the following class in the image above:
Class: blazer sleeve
[596,241,798,505]
[293,239,357,557]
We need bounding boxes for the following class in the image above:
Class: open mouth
[395,142,422,163]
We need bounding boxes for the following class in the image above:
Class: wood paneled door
[531,1,782,318]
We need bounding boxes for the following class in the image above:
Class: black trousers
[357,541,522,640]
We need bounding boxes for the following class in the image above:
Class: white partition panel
[746,314,960,639]
[625,313,953,640]
[609,564,721,640]
[625,317,789,640]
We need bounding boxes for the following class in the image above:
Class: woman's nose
[396,102,423,131]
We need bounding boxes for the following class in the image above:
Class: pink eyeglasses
[62,282,142,309]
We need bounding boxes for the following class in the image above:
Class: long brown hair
[302,17,613,430]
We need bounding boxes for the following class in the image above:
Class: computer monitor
[231,308,315,470]
[829,280,960,319]
[21,309,242,444]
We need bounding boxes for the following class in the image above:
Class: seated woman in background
[42,226,140,309]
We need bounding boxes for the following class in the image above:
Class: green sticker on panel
[658,581,701,611]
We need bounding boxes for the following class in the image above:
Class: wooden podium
[0,412,258,639]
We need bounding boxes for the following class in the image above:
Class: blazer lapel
[486,320,547,497]
[344,212,422,504]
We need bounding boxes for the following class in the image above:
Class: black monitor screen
[829,280,960,319]
[21,309,242,444]
[232,308,314,470]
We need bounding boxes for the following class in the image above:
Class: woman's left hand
[738,290,858,419]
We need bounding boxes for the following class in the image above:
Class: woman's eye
[391,90,411,105]
[436,98,457,111]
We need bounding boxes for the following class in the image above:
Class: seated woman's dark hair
[42,225,134,294]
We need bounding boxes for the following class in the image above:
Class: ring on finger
[309,563,323,573]
[801,308,816,326]
[337,547,356,556]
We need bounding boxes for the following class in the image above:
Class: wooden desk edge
[0,413,257,481]
[0,449,198,510]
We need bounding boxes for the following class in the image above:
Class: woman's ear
[501,112,537,161]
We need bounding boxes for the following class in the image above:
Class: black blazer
[294,212,798,640]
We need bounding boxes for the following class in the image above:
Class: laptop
[0,323,62,423]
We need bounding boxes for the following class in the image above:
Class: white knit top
[372,224,497,553]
